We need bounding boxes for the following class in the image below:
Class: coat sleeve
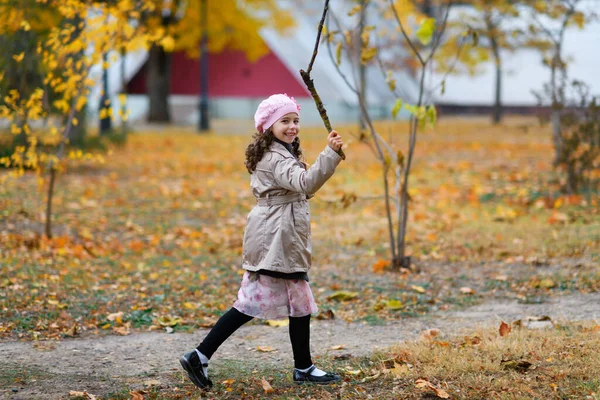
[272,146,342,195]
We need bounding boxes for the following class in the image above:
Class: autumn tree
[0,0,151,237]
[325,0,464,269]
[140,0,295,123]
[525,0,592,167]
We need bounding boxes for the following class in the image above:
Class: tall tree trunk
[147,43,172,122]
[550,48,563,166]
[359,0,367,130]
[491,38,502,125]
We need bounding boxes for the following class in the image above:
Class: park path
[1,292,599,399]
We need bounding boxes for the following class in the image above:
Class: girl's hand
[328,130,343,152]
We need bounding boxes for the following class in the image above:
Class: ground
[1,118,599,399]
[1,290,599,399]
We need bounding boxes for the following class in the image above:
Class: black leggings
[197,308,313,369]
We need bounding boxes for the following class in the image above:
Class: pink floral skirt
[233,271,318,320]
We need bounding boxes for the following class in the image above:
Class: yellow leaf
[266,319,289,327]
[360,47,377,64]
[330,344,346,350]
[386,299,403,310]
[13,52,25,62]
[335,41,342,66]
[257,346,276,352]
[539,278,556,289]
[392,98,403,119]
[348,5,362,16]
[157,315,181,327]
[327,291,359,301]
[416,18,436,46]
[411,285,426,293]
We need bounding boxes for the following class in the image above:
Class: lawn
[1,117,599,341]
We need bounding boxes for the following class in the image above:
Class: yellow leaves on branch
[416,18,436,46]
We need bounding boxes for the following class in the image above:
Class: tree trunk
[491,43,502,124]
[147,43,172,122]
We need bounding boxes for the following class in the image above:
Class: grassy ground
[0,117,599,341]
[11,322,593,400]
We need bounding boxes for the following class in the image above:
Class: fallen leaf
[420,328,440,342]
[372,259,390,273]
[538,278,556,289]
[157,315,181,327]
[415,378,450,398]
[143,379,161,387]
[113,323,131,336]
[386,299,403,310]
[327,291,359,301]
[330,344,346,350]
[315,309,335,320]
[360,371,381,382]
[499,321,511,337]
[257,346,276,352]
[266,319,289,327]
[411,285,426,293]
[386,362,409,377]
[333,353,353,360]
[344,367,363,375]
[69,391,97,399]
[221,379,235,385]
[460,287,475,295]
[129,391,144,400]
[501,359,532,372]
[107,312,124,322]
[261,377,274,394]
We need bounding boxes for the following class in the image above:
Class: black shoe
[293,365,341,384]
[179,350,213,389]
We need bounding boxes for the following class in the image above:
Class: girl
[180,93,344,389]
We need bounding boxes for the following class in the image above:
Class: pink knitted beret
[254,94,301,133]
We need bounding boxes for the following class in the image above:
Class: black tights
[197,308,313,369]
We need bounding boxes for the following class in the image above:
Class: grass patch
[100,322,600,399]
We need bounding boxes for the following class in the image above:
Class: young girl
[180,93,344,389]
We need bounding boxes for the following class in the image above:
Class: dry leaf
[143,379,161,387]
[411,285,426,293]
[330,344,346,350]
[501,359,532,372]
[221,379,235,385]
[69,391,97,400]
[316,309,335,320]
[415,378,450,399]
[257,346,276,352]
[420,328,440,342]
[387,362,409,377]
[261,377,274,394]
[129,391,144,400]
[460,287,475,295]
[499,321,511,337]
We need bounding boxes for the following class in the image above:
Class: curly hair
[244,129,304,173]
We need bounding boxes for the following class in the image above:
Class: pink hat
[254,94,301,133]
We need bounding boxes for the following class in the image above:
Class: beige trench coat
[242,142,342,274]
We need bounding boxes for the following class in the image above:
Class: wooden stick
[299,0,346,160]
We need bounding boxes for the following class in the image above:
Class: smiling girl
[179,93,344,389]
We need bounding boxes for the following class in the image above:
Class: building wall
[127,50,310,98]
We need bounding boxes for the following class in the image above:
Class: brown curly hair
[245,129,303,173]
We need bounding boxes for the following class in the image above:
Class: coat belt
[257,193,306,206]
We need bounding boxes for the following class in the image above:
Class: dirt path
[1,292,599,399]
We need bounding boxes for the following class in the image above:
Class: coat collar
[270,141,296,158]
